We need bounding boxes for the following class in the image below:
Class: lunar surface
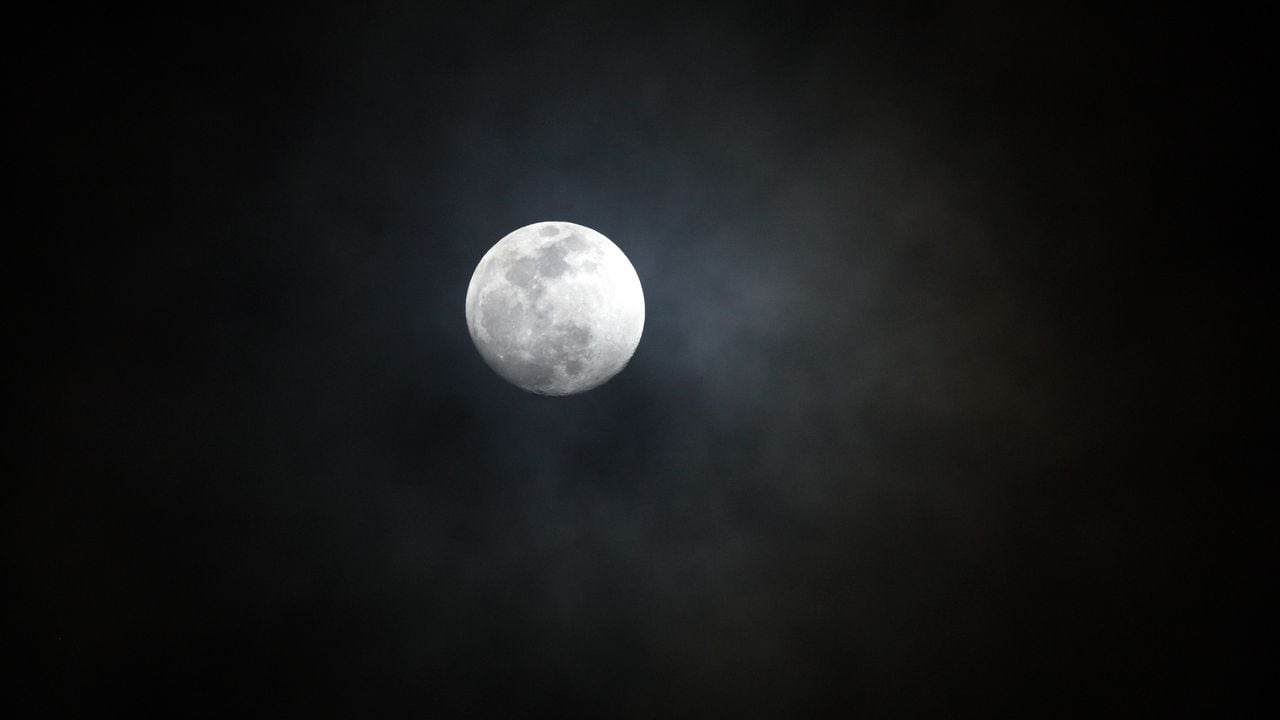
[465,222,645,395]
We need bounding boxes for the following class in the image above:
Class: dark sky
[8,2,1267,717]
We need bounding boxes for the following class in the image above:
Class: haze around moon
[465,222,645,396]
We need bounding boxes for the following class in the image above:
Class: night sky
[9,2,1266,716]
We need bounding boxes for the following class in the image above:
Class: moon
[465,221,645,396]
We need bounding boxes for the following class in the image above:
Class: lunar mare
[465,221,645,395]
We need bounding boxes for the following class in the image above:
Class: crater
[503,355,557,393]
[548,323,593,356]
[478,291,525,349]
[535,241,572,278]
[560,231,590,253]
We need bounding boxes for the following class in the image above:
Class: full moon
[465,221,645,396]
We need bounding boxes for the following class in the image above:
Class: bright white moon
[465,221,645,396]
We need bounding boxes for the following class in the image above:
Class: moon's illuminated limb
[465,221,645,395]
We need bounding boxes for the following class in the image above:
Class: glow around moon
[465,222,645,396]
